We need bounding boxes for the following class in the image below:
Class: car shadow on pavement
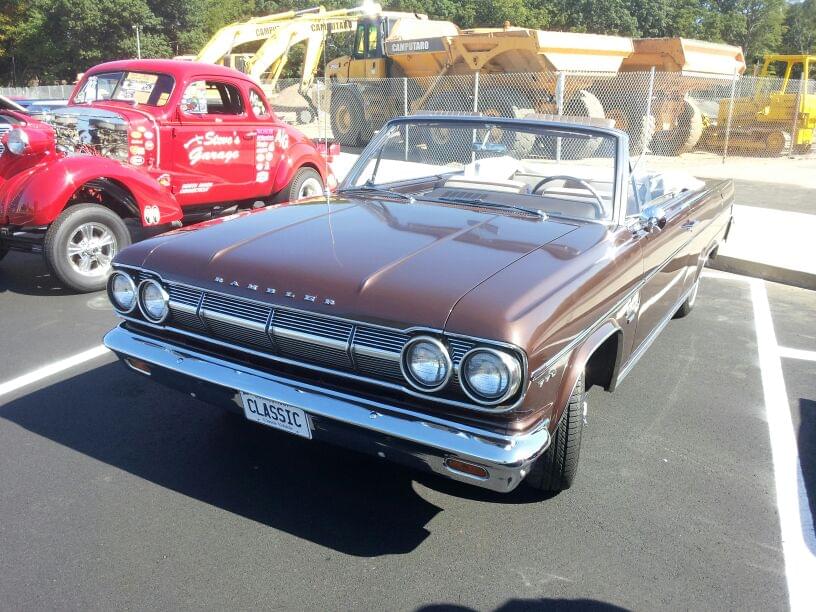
[0,251,67,296]
[417,599,629,611]
[0,362,544,556]
[799,398,815,549]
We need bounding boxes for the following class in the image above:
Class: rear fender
[271,142,329,196]
[5,156,182,227]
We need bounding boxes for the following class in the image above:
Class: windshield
[74,71,175,106]
[343,120,619,222]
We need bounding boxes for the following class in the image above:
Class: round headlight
[7,129,29,155]
[461,348,522,405]
[400,336,452,392]
[107,271,137,313]
[138,279,169,323]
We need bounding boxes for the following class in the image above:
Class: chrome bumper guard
[103,325,550,493]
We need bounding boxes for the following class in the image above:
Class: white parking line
[750,278,816,611]
[778,347,816,363]
[0,345,110,400]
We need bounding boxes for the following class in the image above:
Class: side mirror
[640,205,667,232]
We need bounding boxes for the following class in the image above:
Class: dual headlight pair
[108,272,169,323]
[109,272,520,407]
[400,336,522,406]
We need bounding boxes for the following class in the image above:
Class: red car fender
[271,141,331,197]
[5,155,183,227]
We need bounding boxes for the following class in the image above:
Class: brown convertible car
[103,115,733,493]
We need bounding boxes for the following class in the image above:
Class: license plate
[240,392,312,439]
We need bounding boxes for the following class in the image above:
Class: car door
[170,78,257,206]
[629,191,690,352]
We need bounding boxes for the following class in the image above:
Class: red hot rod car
[0,59,336,292]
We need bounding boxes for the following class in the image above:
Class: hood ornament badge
[214,276,335,306]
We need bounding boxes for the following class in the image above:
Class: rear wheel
[652,99,704,156]
[44,203,131,293]
[330,88,364,147]
[675,276,700,319]
[478,87,536,155]
[604,104,655,155]
[560,90,605,159]
[274,167,324,203]
[526,373,586,492]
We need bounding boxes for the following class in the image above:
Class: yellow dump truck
[699,54,815,155]
[325,14,745,156]
[326,18,633,150]
[602,38,745,154]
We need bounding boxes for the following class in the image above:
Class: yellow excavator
[192,2,425,122]
[700,54,816,155]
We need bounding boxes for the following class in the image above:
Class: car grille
[159,282,479,393]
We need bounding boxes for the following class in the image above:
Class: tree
[783,0,816,54]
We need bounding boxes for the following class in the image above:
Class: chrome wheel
[297,177,323,199]
[66,222,117,278]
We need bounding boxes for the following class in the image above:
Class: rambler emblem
[214,277,335,305]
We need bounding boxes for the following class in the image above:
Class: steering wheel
[532,175,606,218]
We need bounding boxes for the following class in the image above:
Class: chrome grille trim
[115,266,529,413]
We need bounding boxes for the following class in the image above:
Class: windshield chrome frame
[342,115,629,226]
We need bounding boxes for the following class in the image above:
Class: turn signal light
[444,458,489,480]
[125,357,152,376]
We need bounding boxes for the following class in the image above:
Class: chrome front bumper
[103,325,550,493]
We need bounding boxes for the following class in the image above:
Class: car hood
[122,197,578,329]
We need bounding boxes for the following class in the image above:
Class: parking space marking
[0,345,109,400]
[778,347,816,363]
[750,278,816,611]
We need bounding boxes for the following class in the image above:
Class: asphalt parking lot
[0,252,814,610]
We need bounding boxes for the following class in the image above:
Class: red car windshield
[74,71,175,107]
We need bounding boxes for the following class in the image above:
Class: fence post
[555,72,565,161]
[473,71,480,113]
[403,77,409,160]
[722,69,738,163]
[789,73,804,157]
[641,67,656,158]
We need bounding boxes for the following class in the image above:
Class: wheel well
[584,330,621,392]
[67,179,139,220]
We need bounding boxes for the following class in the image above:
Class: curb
[708,256,816,291]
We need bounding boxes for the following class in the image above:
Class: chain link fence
[5,70,814,163]
[267,70,815,165]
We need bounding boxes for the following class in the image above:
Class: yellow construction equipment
[700,54,816,155]
[191,2,746,155]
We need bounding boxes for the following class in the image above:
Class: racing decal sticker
[254,128,289,183]
[142,205,161,225]
[130,155,145,166]
[184,131,241,166]
[179,182,213,194]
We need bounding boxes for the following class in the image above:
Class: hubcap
[336,106,351,133]
[297,177,322,200]
[66,222,117,278]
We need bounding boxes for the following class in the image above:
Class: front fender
[553,321,623,425]
[5,155,183,227]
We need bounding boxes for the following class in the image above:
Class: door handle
[243,131,256,140]
[681,219,699,231]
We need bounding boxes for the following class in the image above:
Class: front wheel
[43,203,131,293]
[273,167,324,204]
[525,372,586,492]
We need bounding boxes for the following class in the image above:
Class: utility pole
[132,25,143,59]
